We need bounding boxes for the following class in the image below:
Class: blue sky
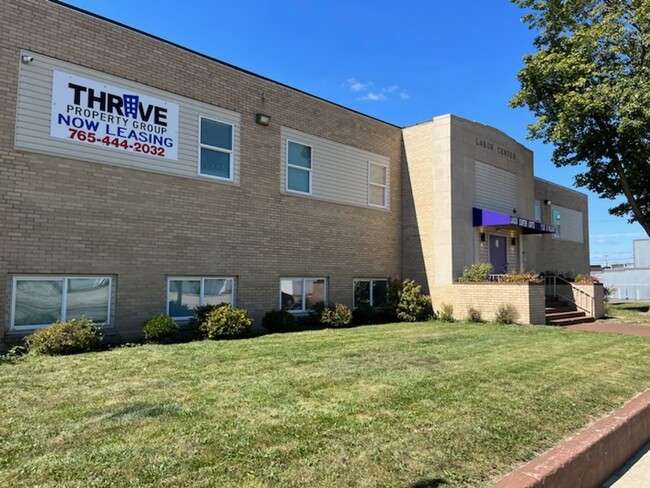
[61,0,647,265]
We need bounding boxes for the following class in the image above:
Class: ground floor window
[167,277,235,320]
[280,278,326,312]
[11,276,112,330]
[353,279,388,308]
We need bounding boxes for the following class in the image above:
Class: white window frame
[10,275,113,331]
[198,116,234,182]
[279,277,327,313]
[353,278,388,308]
[368,161,388,208]
[166,276,236,321]
[286,139,313,195]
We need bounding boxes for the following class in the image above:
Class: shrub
[467,306,483,323]
[396,279,433,322]
[196,304,252,339]
[320,303,353,328]
[500,272,543,284]
[495,304,520,324]
[439,303,455,322]
[574,274,601,284]
[25,318,103,355]
[142,314,179,343]
[353,301,375,325]
[383,279,405,321]
[262,309,295,331]
[459,263,493,282]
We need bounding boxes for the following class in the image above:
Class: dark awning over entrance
[472,207,556,234]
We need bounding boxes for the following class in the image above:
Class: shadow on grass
[409,479,448,487]
[95,402,183,423]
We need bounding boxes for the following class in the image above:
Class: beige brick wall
[431,283,546,325]
[1,0,403,340]
[529,179,590,275]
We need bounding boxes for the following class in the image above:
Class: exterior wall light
[255,113,271,126]
[21,55,34,64]
[480,232,486,242]
[544,199,552,205]
[511,237,517,246]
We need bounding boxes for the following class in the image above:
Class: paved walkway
[566,322,650,336]
[603,443,650,487]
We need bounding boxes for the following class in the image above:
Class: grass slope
[2,322,649,487]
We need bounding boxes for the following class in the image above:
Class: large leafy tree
[511,0,650,237]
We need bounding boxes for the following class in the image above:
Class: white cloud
[347,77,370,92]
[346,77,409,102]
[359,92,387,102]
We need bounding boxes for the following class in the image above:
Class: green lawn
[603,301,650,324]
[2,322,650,487]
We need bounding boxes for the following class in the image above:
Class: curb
[493,389,650,488]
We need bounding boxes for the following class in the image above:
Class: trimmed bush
[500,272,543,284]
[495,304,520,324]
[396,279,433,322]
[320,303,353,328]
[196,304,252,339]
[262,309,295,331]
[574,274,600,284]
[25,318,103,355]
[143,314,179,343]
[459,263,493,282]
[439,303,455,322]
[353,301,375,325]
[466,306,483,323]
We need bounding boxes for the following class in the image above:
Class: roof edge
[48,0,400,129]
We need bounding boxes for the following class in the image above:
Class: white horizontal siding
[552,204,584,243]
[280,127,390,209]
[475,160,517,214]
[15,50,241,184]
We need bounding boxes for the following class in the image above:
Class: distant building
[593,240,650,300]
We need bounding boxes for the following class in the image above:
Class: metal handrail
[545,275,595,316]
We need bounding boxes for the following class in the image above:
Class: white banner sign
[50,71,179,160]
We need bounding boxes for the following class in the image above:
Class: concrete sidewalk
[603,443,650,487]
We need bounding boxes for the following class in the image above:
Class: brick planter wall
[555,283,605,318]
[430,283,546,324]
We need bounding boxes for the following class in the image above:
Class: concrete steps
[546,298,595,326]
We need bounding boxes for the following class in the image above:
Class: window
[11,276,112,330]
[167,277,234,320]
[368,162,387,207]
[353,279,388,308]
[199,117,233,180]
[280,278,326,312]
[552,209,561,238]
[534,201,541,222]
[286,140,312,194]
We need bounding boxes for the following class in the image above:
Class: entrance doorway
[489,235,507,274]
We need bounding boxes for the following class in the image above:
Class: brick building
[1,0,590,343]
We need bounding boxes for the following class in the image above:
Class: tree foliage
[511,0,650,237]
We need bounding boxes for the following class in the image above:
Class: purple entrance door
[489,235,507,274]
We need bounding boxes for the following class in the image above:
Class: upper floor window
[199,117,233,180]
[368,162,387,208]
[286,140,312,194]
[11,276,112,330]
